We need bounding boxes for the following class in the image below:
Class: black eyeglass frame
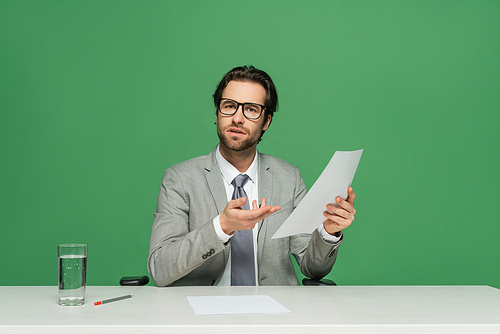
[217,98,266,120]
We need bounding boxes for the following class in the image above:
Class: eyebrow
[220,98,264,105]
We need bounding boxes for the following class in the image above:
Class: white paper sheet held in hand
[272,149,363,239]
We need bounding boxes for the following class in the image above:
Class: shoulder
[164,155,209,180]
[165,146,217,175]
[259,153,300,173]
[171,154,207,170]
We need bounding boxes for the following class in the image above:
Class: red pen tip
[94,301,102,306]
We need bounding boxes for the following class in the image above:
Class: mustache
[223,124,249,134]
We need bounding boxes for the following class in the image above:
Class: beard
[217,123,263,152]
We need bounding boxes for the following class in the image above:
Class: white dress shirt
[213,145,340,286]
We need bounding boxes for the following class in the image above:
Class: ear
[262,115,271,131]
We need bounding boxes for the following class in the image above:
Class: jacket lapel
[204,147,231,265]
[204,147,228,215]
[257,153,273,264]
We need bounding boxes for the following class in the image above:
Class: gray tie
[231,174,256,286]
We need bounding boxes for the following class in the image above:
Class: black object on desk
[302,278,337,286]
[120,275,150,286]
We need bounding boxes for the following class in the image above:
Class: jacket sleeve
[147,167,228,287]
[289,167,342,281]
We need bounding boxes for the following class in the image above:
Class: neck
[218,143,256,173]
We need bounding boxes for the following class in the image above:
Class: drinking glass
[58,244,87,306]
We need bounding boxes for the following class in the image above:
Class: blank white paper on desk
[272,149,363,239]
[186,295,291,315]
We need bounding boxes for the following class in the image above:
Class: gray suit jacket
[148,147,342,286]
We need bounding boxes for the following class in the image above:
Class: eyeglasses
[217,98,266,120]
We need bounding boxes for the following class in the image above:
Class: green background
[1,0,499,288]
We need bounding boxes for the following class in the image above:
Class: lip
[226,127,247,136]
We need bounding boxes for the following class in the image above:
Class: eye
[245,104,260,114]
[221,101,237,110]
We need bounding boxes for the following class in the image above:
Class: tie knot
[232,174,250,188]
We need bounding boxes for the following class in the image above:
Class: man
[148,66,356,286]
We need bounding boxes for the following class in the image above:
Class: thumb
[227,196,246,209]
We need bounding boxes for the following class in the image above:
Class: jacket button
[202,254,207,259]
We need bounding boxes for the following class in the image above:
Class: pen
[94,294,133,306]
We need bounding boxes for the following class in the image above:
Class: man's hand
[220,197,281,235]
[323,187,356,236]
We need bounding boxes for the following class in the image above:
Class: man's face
[216,80,271,153]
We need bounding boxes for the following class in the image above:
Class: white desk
[1,285,499,333]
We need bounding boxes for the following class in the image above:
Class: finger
[323,218,348,235]
[336,196,353,213]
[238,205,272,219]
[259,198,280,213]
[323,210,345,223]
[260,204,280,215]
[269,205,281,213]
[240,205,281,222]
[326,204,352,219]
[346,187,356,206]
[323,211,352,228]
[250,206,281,222]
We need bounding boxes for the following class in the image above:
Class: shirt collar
[216,145,259,186]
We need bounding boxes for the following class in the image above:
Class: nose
[232,104,245,123]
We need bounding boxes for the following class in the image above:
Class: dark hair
[213,66,279,140]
